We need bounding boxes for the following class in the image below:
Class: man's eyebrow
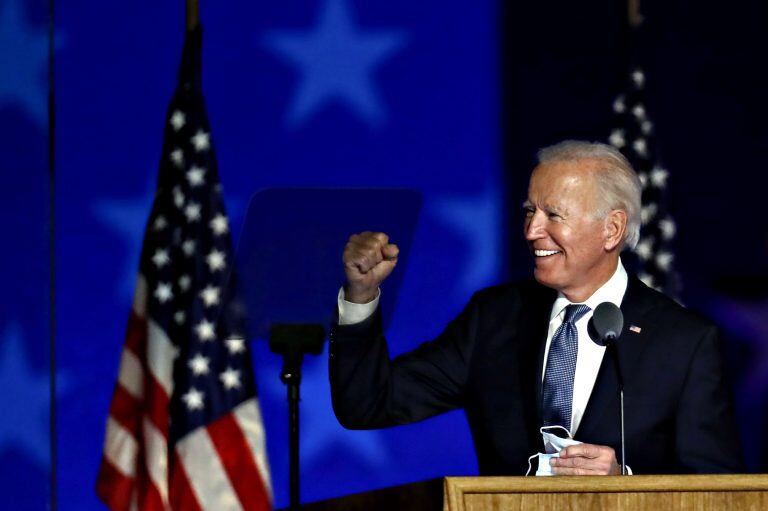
[522,200,534,209]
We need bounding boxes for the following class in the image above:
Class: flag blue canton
[135,31,256,444]
[609,67,681,298]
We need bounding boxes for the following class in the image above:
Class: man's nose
[524,212,545,240]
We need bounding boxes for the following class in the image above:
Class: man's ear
[604,210,627,251]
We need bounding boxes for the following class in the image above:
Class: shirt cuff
[337,287,380,325]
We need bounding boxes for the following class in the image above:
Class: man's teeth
[534,249,561,257]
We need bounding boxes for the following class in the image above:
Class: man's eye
[547,212,561,219]
[523,208,534,217]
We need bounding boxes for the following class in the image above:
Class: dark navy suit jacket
[329,276,744,474]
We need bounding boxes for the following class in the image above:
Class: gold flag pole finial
[186,0,199,31]
[628,0,643,29]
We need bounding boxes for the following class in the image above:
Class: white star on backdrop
[0,323,70,467]
[430,186,503,295]
[92,186,156,298]
[264,0,407,127]
[0,0,51,127]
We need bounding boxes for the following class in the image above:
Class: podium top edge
[443,474,768,493]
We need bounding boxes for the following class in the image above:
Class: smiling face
[523,159,624,302]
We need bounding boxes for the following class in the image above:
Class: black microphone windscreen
[591,302,624,345]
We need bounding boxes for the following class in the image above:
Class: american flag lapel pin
[629,325,642,334]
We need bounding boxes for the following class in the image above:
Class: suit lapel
[518,283,556,440]
[575,276,656,440]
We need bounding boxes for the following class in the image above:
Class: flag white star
[220,367,242,390]
[199,285,220,307]
[650,166,669,188]
[634,238,653,261]
[210,214,229,236]
[225,337,246,355]
[170,110,186,131]
[655,251,674,271]
[185,202,201,222]
[178,274,191,292]
[632,138,648,157]
[174,311,186,325]
[191,130,210,152]
[609,129,626,148]
[631,104,646,120]
[170,148,184,168]
[641,203,657,224]
[659,218,676,240]
[151,249,170,268]
[612,95,626,113]
[631,69,645,88]
[186,166,206,187]
[188,354,211,376]
[638,172,648,189]
[154,282,173,303]
[638,272,654,288]
[182,239,196,256]
[206,249,226,272]
[195,320,216,342]
[182,388,205,411]
[173,187,185,208]
[641,120,653,135]
[153,215,167,231]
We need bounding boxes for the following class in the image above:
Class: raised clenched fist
[342,232,399,304]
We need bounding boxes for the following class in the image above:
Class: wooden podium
[295,475,768,511]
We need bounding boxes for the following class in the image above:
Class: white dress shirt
[542,260,627,435]
[337,259,629,437]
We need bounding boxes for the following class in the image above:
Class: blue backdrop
[1,0,766,509]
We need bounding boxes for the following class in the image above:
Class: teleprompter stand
[270,324,325,511]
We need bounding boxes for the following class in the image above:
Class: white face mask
[526,425,584,476]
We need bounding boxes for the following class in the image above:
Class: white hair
[537,140,642,249]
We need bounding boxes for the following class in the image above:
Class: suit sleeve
[675,325,744,472]
[329,294,482,429]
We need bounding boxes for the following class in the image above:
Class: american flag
[96,27,272,510]
[609,66,681,298]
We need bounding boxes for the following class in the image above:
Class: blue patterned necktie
[542,303,591,432]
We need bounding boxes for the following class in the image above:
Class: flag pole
[186,0,199,31]
[628,0,643,28]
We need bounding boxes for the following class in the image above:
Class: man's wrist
[338,287,380,325]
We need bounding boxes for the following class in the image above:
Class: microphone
[590,302,623,346]
[588,302,627,475]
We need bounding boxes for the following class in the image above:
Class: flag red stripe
[125,311,147,354]
[169,452,204,511]
[143,370,171,439]
[109,384,143,435]
[133,447,167,511]
[207,413,271,510]
[96,456,135,511]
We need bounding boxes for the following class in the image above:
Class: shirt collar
[549,258,629,322]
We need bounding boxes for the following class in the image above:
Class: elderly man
[330,141,743,475]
